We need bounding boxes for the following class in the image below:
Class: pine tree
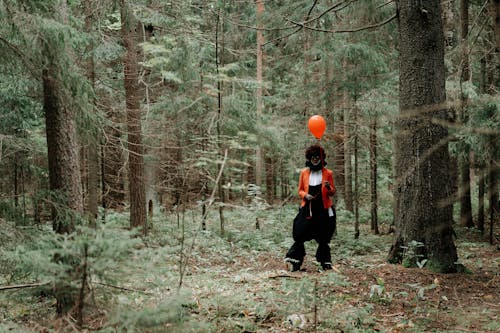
[120,0,147,234]
[388,0,459,272]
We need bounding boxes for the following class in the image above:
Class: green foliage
[105,292,207,333]
[10,224,138,284]
[401,240,427,269]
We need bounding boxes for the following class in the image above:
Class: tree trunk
[265,153,274,204]
[43,56,84,316]
[441,0,456,50]
[84,0,99,226]
[459,0,474,228]
[478,168,485,233]
[255,0,265,188]
[43,68,84,232]
[353,106,359,239]
[488,134,499,244]
[442,0,459,223]
[459,154,474,227]
[388,0,458,273]
[370,116,379,235]
[216,8,225,235]
[121,0,146,234]
[333,100,345,199]
[102,111,125,210]
[343,91,353,212]
[493,0,500,64]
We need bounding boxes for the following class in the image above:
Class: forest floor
[0,206,499,332]
[180,225,499,333]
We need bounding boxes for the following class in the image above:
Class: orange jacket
[298,167,336,209]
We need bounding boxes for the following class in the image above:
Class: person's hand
[324,181,331,189]
[304,194,314,201]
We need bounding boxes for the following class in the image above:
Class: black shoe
[286,258,301,272]
[321,262,332,270]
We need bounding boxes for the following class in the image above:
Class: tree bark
[102,110,126,210]
[84,0,99,226]
[353,105,359,239]
[333,100,345,199]
[370,116,379,235]
[488,133,499,244]
[343,91,353,212]
[441,0,456,50]
[493,0,500,64]
[265,153,275,204]
[388,0,458,273]
[43,67,83,232]
[477,168,485,233]
[255,0,265,189]
[121,0,146,234]
[442,0,459,222]
[458,0,474,228]
[42,32,84,315]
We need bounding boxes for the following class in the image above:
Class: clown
[285,144,337,271]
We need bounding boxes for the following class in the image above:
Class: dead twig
[268,273,301,279]
[380,312,404,317]
[0,281,49,291]
[93,282,152,295]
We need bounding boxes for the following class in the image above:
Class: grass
[0,203,498,332]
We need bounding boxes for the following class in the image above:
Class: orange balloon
[308,115,326,139]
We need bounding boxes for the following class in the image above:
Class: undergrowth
[0,203,497,332]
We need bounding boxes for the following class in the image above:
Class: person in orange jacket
[285,144,336,271]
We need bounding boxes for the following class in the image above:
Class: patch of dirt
[216,242,498,332]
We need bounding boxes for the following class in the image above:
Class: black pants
[286,205,336,266]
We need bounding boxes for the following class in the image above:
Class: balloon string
[320,142,324,169]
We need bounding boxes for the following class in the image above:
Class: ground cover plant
[0,204,498,333]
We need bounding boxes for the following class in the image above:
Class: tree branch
[0,281,49,291]
[302,0,354,25]
[287,13,397,34]
[93,281,152,295]
[0,36,37,77]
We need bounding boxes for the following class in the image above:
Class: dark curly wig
[305,144,326,160]
[305,144,326,170]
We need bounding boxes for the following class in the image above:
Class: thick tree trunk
[121,0,146,234]
[388,0,458,273]
[43,67,83,232]
[43,54,84,315]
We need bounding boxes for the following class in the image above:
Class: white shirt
[309,169,322,186]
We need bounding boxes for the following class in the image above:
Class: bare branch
[0,281,49,291]
[306,0,320,20]
[287,13,397,34]
[302,0,353,25]
[263,26,302,46]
